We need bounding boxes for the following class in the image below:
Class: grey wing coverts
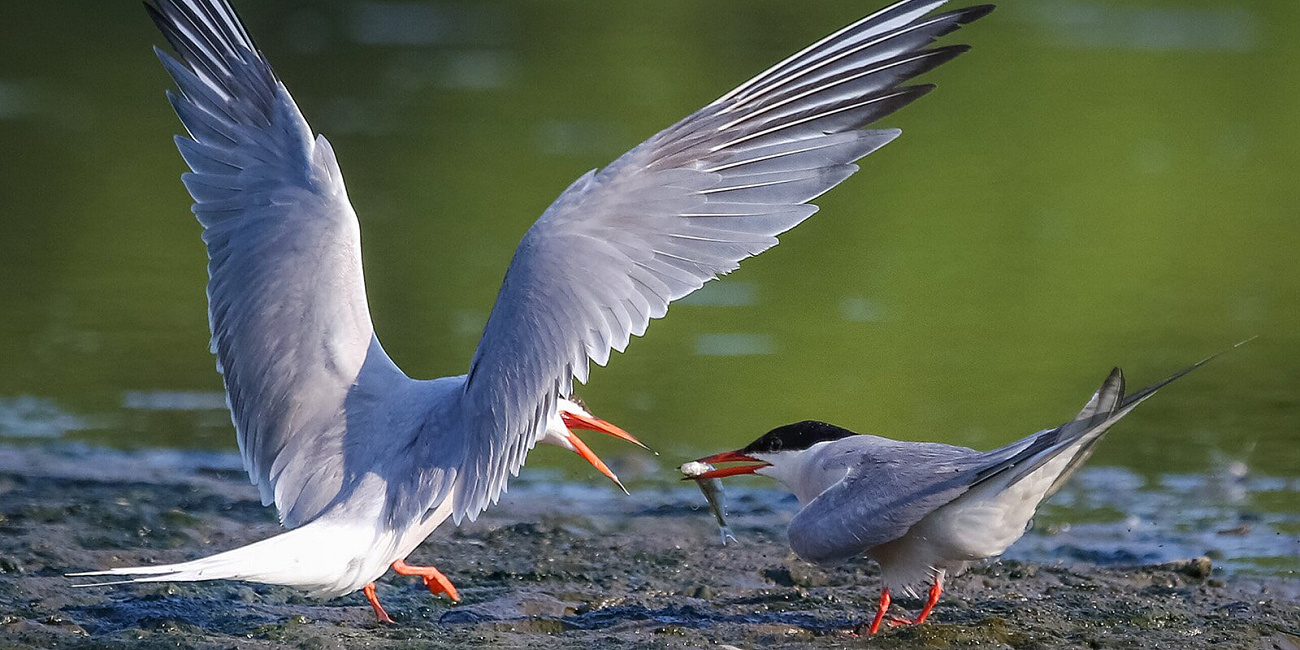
[455,0,993,523]
[787,438,987,564]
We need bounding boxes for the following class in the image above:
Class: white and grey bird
[692,358,1220,635]
[70,0,992,622]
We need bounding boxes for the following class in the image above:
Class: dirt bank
[0,445,1296,649]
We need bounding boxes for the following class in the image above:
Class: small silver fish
[680,461,738,546]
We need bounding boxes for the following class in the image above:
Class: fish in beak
[686,450,771,480]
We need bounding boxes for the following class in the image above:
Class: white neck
[756,440,850,504]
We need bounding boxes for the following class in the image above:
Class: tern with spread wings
[71,0,992,621]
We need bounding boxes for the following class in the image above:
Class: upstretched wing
[452,0,993,522]
[148,0,401,527]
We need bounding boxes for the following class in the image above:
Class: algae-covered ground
[0,445,1296,649]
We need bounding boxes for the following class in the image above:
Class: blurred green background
[0,1,1296,485]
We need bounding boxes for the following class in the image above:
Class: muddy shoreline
[0,445,1296,649]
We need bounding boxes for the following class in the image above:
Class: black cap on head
[741,420,857,455]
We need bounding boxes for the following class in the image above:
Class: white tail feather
[67,518,394,598]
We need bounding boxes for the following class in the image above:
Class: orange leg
[912,574,944,625]
[363,582,395,624]
[392,559,461,602]
[854,587,891,635]
[888,573,944,627]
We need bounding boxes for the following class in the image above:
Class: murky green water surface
[0,1,1296,566]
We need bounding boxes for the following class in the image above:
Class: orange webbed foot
[392,559,461,602]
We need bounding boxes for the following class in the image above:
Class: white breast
[304,486,457,597]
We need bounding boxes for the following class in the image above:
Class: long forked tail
[1113,336,1256,412]
[978,337,1256,494]
[67,519,383,598]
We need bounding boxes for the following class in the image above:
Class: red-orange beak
[561,411,649,450]
[564,431,628,494]
[685,450,770,480]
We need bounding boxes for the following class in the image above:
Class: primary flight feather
[70,0,992,621]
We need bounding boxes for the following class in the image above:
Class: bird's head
[690,420,857,491]
[555,395,642,445]
[544,394,647,493]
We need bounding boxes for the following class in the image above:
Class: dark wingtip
[932,4,997,34]
[143,1,167,37]
[901,83,938,101]
[915,44,974,71]
[959,4,998,24]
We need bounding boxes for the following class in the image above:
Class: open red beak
[561,411,649,450]
[686,450,770,480]
[564,431,628,494]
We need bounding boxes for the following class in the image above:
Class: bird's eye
[566,392,589,411]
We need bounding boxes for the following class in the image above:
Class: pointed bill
[687,450,770,479]
[565,432,629,494]
[561,411,650,450]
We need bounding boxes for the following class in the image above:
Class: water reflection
[0,396,96,439]
[1008,467,1300,576]
[0,2,1296,492]
[349,2,511,47]
[121,390,226,412]
[839,296,883,323]
[0,80,37,120]
[679,281,759,308]
[1022,1,1261,52]
[694,333,777,357]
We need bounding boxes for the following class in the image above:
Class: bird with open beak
[356,394,641,616]
[547,395,648,495]
[690,356,1222,635]
[72,0,992,623]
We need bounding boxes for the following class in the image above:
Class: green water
[0,1,1297,485]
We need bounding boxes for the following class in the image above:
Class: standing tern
[692,357,1221,635]
[70,0,992,621]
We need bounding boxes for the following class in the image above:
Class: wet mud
[0,445,1296,649]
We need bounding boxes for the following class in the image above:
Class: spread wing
[453,0,994,522]
[148,0,402,527]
